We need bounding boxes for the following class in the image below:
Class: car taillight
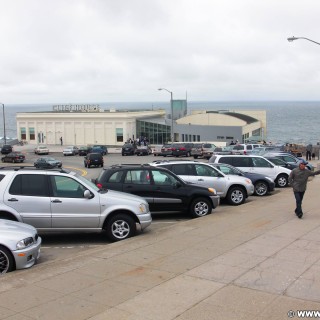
[244,151,247,155]
[180,147,186,151]
[96,183,103,189]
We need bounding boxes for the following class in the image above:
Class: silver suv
[151,160,254,205]
[0,167,152,242]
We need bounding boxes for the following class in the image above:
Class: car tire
[193,156,198,159]
[105,214,136,242]
[227,187,245,205]
[190,197,212,218]
[276,174,288,188]
[0,245,14,274]
[254,181,269,196]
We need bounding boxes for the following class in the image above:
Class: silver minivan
[232,144,262,155]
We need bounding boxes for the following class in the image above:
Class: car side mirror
[84,190,92,199]
[173,182,182,189]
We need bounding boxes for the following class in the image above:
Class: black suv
[1,145,13,155]
[93,165,220,218]
[122,143,137,156]
[84,153,104,168]
[171,143,194,157]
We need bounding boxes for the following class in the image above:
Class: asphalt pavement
[1,146,320,319]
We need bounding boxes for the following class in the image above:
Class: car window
[171,164,193,175]
[9,174,49,197]
[195,164,220,177]
[50,175,87,198]
[218,157,233,165]
[247,145,252,150]
[0,174,5,182]
[233,145,244,150]
[108,171,124,183]
[252,157,272,168]
[215,165,239,175]
[282,155,296,163]
[124,170,151,185]
[233,157,252,167]
[151,170,177,186]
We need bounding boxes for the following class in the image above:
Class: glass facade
[136,120,171,144]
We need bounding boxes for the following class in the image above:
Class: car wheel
[0,245,14,274]
[190,197,212,218]
[276,174,288,188]
[193,156,198,159]
[105,214,136,242]
[254,181,268,196]
[227,187,245,205]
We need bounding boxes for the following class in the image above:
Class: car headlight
[208,187,217,194]
[16,237,34,250]
[139,203,148,213]
[265,177,274,182]
[245,179,253,185]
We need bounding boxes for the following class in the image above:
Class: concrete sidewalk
[2,171,320,319]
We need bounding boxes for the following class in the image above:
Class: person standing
[306,143,312,161]
[60,136,63,145]
[289,159,320,218]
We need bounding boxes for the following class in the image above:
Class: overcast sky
[1,0,320,104]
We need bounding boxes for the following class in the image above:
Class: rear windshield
[233,145,244,150]
[203,144,212,148]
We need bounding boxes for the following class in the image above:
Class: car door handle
[197,179,204,181]
[51,199,62,203]
[8,198,18,202]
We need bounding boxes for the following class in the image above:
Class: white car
[34,145,49,155]
[209,155,291,187]
[151,160,254,205]
[63,146,79,156]
[0,219,41,274]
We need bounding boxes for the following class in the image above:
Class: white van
[231,144,262,155]
[209,155,291,187]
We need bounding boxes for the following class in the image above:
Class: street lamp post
[1,103,6,145]
[158,88,174,142]
[287,36,320,46]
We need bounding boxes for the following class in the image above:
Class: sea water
[1,101,319,145]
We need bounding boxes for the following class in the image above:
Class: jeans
[294,191,305,214]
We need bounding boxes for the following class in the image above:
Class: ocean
[1,101,319,145]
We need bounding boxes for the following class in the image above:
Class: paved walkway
[1,163,320,319]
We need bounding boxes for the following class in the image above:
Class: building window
[197,135,200,142]
[116,128,123,142]
[20,128,26,140]
[217,136,225,140]
[29,128,35,140]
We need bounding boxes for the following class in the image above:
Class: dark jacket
[289,167,320,192]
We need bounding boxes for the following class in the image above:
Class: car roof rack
[0,166,70,173]
[109,163,152,168]
[152,159,199,164]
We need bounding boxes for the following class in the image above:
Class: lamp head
[287,36,297,42]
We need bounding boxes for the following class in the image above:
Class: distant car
[171,143,194,157]
[231,144,262,155]
[90,147,107,156]
[122,143,137,156]
[63,146,79,156]
[191,143,216,159]
[92,145,108,155]
[151,145,163,156]
[1,145,13,154]
[212,146,234,155]
[264,156,297,171]
[160,144,173,157]
[135,145,152,156]
[1,152,25,163]
[84,153,104,168]
[78,146,91,156]
[34,145,49,155]
[0,219,41,274]
[34,157,62,169]
[209,162,275,196]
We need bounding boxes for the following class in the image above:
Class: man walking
[306,143,312,161]
[289,159,320,218]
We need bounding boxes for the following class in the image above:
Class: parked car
[209,162,275,196]
[34,157,62,169]
[1,152,25,163]
[191,143,216,159]
[171,143,194,157]
[93,164,220,218]
[151,160,254,205]
[0,219,41,274]
[160,144,173,157]
[231,144,262,155]
[34,145,49,155]
[122,143,137,156]
[92,145,108,155]
[212,146,234,155]
[63,146,79,156]
[264,152,314,171]
[151,144,163,156]
[0,166,151,242]
[209,154,291,187]
[78,146,91,156]
[84,153,104,168]
[135,145,152,156]
[90,147,107,156]
[264,156,297,171]
[1,145,13,154]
